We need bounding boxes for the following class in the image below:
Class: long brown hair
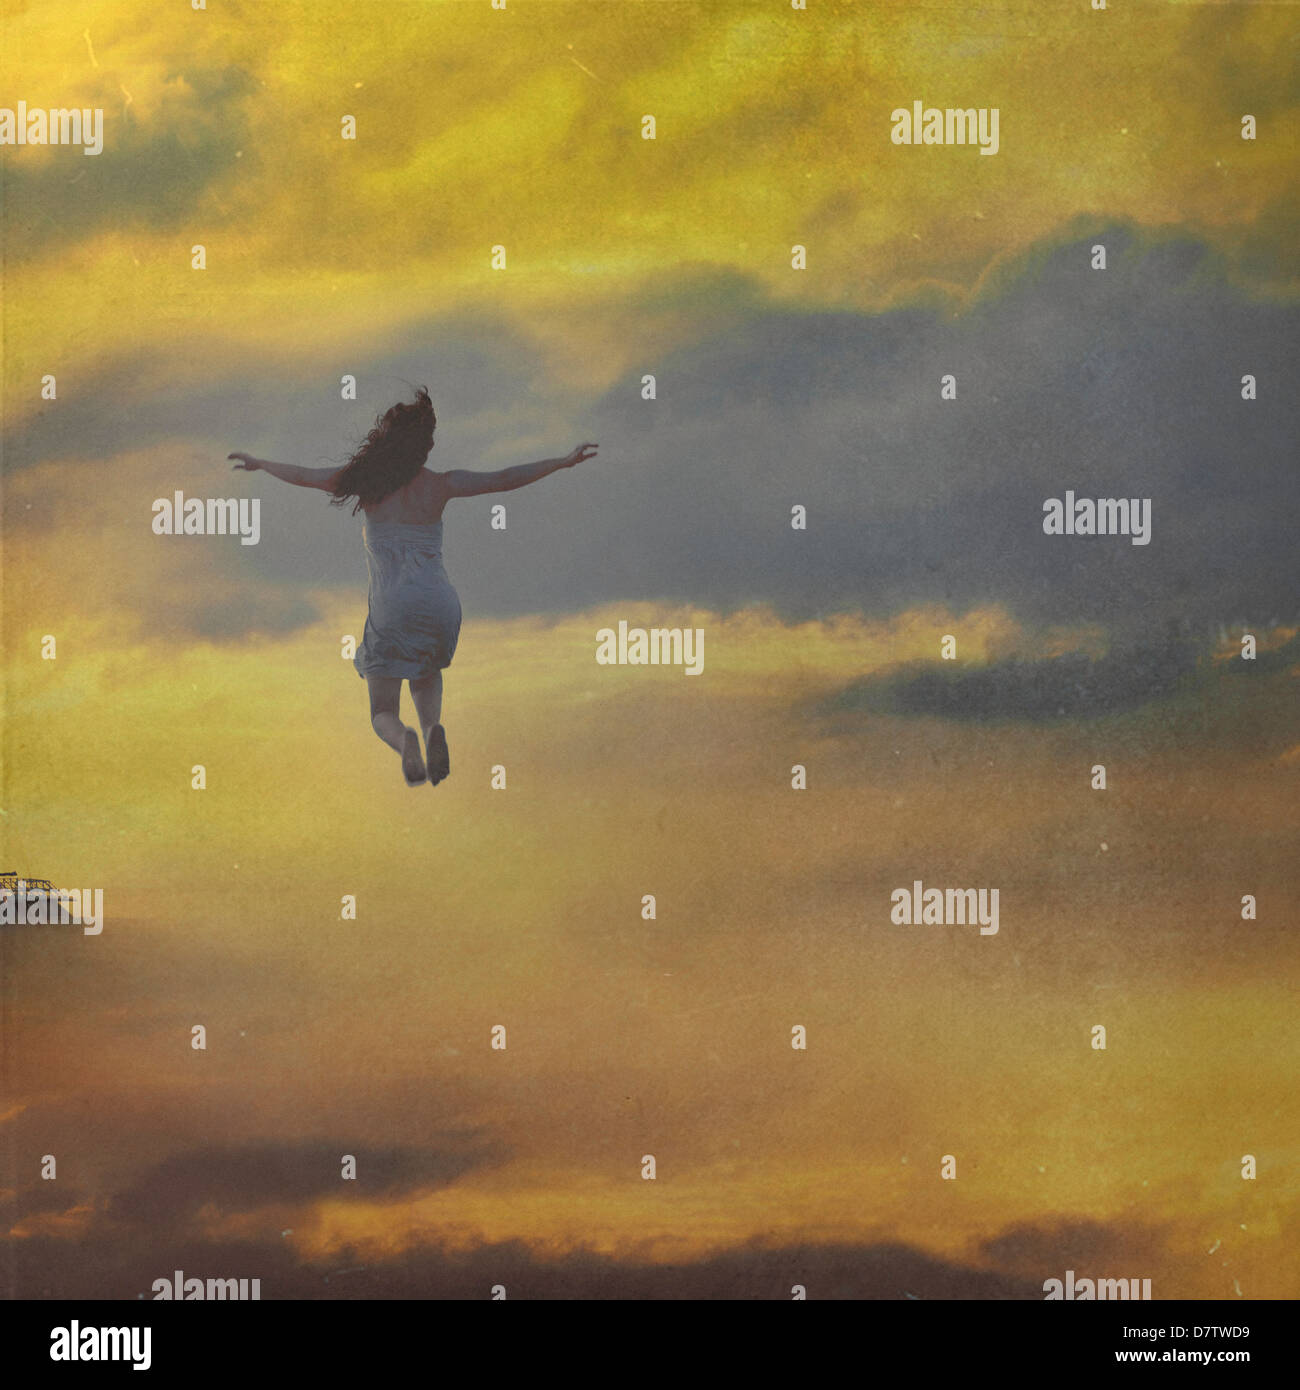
[330,387,436,514]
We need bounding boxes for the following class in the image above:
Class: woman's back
[361,468,447,524]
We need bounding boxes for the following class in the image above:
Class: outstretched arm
[229,453,341,491]
[441,442,598,499]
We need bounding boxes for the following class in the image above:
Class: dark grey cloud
[979,1217,1171,1282]
[5,307,540,476]
[814,638,1200,723]
[565,222,1297,638]
[3,1208,1205,1299]
[0,1182,88,1227]
[4,65,256,257]
[807,629,1299,727]
[0,1229,1042,1301]
[1223,629,1300,677]
[107,1137,504,1228]
[9,223,1298,643]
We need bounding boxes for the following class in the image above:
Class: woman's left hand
[228,452,261,471]
[563,443,599,468]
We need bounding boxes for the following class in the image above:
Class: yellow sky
[6,521,1298,1290]
[4,0,1297,422]
[3,0,1298,1298]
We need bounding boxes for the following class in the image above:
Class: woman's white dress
[353,517,462,680]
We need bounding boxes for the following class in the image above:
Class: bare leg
[409,670,443,731]
[410,671,450,784]
[367,675,426,785]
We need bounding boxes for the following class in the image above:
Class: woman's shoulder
[421,468,454,504]
[360,471,448,523]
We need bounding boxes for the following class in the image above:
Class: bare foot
[424,724,450,785]
[402,728,428,786]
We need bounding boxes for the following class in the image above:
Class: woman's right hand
[228,452,261,471]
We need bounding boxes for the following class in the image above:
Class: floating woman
[230,387,597,786]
